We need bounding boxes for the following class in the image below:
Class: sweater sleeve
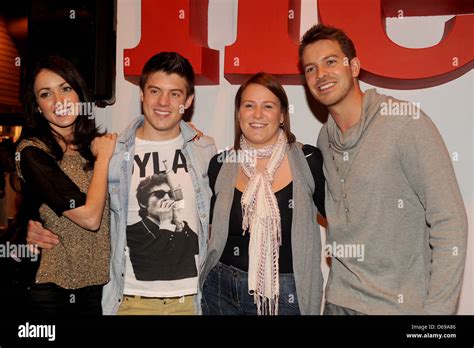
[398,114,468,314]
[19,146,87,217]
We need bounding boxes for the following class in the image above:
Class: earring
[280,122,284,127]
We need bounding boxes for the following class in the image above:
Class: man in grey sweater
[299,24,468,314]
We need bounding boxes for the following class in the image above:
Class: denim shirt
[102,116,217,315]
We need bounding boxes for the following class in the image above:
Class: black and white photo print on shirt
[124,136,200,297]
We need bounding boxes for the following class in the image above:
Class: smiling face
[301,39,360,108]
[238,83,284,149]
[140,71,194,141]
[34,69,80,135]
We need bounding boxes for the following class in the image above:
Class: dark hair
[139,52,195,97]
[299,24,356,62]
[234,72,296,150]
[20,56,103,170]
[137,173,170,219]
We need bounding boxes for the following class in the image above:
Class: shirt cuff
[159,220,176,232]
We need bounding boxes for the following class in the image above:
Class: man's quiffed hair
[299,24,356,61]
[139,52,195,96]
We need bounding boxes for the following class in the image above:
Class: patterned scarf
[240,129,289,315]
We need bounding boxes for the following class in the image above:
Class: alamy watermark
[216,147,257,165]
[55,100,95,119]
[380,99,421,119]
[0,242,38,262]
[324,242,365,262]
[18,322,55,341]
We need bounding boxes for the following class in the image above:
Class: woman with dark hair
[15,56,116,316]
[200,72,326,315]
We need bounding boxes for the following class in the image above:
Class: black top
[19,146,87,219]
[6,145,88,284]
[208,144,325,273]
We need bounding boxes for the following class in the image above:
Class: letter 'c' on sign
[318,0,474,89]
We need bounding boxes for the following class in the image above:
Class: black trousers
[28,282,103,317]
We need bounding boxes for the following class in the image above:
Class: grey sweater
[317,89,468,314]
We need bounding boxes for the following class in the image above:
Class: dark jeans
[0,239,39,317]
[202,262,300,315]
[323,301,366,315]
[28,282,103,317]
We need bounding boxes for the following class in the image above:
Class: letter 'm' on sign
[124,0,219,85]
[318,0,474,89]
[224,0,302,85]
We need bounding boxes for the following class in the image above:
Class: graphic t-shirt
[124,135,200,297]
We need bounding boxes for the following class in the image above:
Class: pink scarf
[240,130,288,315]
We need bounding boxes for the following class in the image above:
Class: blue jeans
[202,262,300,315]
